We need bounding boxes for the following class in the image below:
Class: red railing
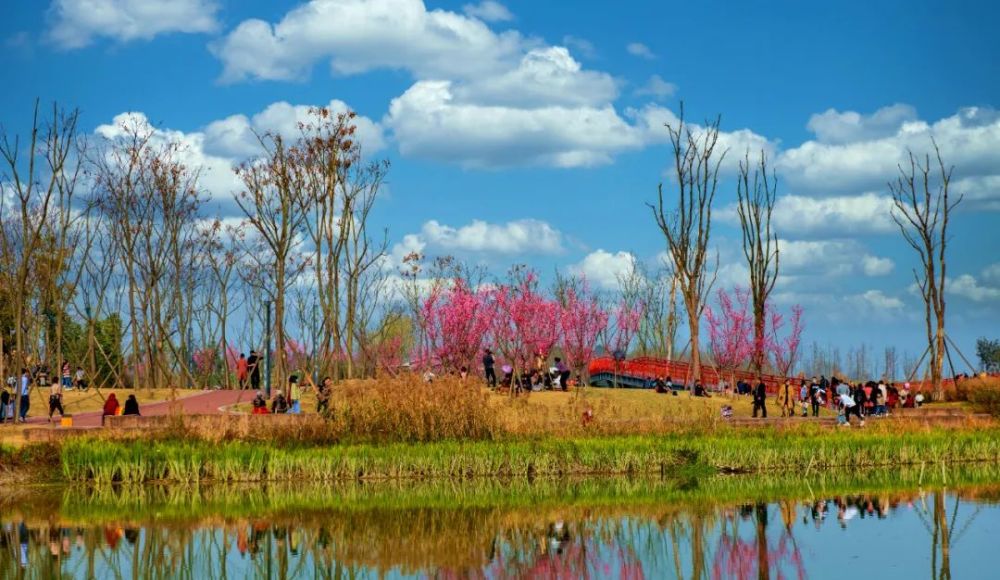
[587,356,965,393]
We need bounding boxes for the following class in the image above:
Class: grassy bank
[50,427,1000,484]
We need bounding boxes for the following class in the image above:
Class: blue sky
[2,0,999,369]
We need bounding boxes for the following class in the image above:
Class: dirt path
[25,390,249,428]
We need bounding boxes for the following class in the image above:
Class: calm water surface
[2,481,998,579]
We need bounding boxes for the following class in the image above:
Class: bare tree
[91,119,206,389]
[884,346,897,381]
[0,101,82,415]
[234,132,310,387]
[648,105,724,381]
[736,150,779,373]
[889,140,961,400]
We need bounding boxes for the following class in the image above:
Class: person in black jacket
[123,395,140,416]
[482,349,497,389]
[752,380,767,418]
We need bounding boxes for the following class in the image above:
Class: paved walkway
[26,390,249,428]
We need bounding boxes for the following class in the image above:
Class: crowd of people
[249,375,334,416]
[0,362,146,425]
[479,349,573,394]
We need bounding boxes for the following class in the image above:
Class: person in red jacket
[103,393,120,417]
[236,353,249,390]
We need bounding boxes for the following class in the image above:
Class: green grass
[55,428,1000,484]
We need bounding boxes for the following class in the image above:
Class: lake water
[2,478,998,578]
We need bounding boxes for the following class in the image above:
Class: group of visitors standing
[769,376,924,424]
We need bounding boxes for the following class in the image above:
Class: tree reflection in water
[0,485,994,578]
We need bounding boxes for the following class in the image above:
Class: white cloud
[778,106,1000,204]
[861,255,895,276]
[770,193,897,236]
[635,75,677,100]
[462,1,513,22]
[949,274,1000,302]
[393,218,564,257]
[94,112,242,207]
[212,0,526,83]
[47,0,218,49]
[852,290,904,310]
[570,250,637,290]
[626,42,655,59]
[806,104,918,145]
[453,47,619,108]
[204,99,385,159]
[385,80,648,168]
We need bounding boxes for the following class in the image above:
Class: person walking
[48,379,65,422]
[18,369,31,422]
[752,379,767,418]
[482,349,497,389]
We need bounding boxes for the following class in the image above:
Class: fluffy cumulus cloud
[851,289,904,310]
[861,255,895,276]
[770,193,897,236]
[452,47,619,108]
[805,104,918,145]
[948,267,1000,302]
[47,0,219,48]
[386,81,652,168]
[211,0,779,169]
[462,1,513,22]
[203,99,385,159]
[390,218,565,259]
[776,239,893,279]
[777,106,1000,206]
[570,250,637,290]
[212,0,526,83]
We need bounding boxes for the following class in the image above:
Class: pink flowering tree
[489,271,562,392]
[421,278,495,373]
[705,287,755,388]
[192,346,218,381]
[560,281,609,385]
[769,304,805,378]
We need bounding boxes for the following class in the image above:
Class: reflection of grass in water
[57,429,1000,484]
[5,467,1000,576]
